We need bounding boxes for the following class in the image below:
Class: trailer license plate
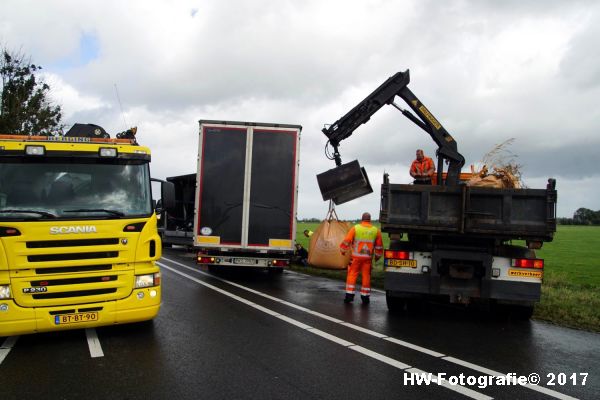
[54,312,98,325]
[387,259,417,268]
[508,269,543,278]
[234,258,257,265]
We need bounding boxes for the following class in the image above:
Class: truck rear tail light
[198,256,216,264]
[0,227,21,237]
[272,259,289,267]
[513,258,544,269]
[384,250,411,259]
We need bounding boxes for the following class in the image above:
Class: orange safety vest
[410,157,435,177]
[340,222,383,259]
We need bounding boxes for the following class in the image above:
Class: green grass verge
[295,222,600,332]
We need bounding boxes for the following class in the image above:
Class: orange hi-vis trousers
[345,257,372,297]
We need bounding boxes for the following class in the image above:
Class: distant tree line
[558,208,600,225]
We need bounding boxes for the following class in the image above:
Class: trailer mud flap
[317,160,373,205]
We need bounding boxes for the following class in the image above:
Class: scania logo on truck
[50,226,98,234]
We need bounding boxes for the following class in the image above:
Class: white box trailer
[194,120,301,270]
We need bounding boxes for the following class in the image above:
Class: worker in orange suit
[340,212,383,304]
[410,149,435,184]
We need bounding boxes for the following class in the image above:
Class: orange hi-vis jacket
[410,156,435,178]
[340,221,383,259]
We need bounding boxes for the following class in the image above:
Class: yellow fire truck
[0,124,174,336]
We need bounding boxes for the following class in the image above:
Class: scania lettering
[0,123,175,336]
[49,226,98,234]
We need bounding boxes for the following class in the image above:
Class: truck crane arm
[322,70,465,186]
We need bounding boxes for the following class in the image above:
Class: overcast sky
[1,0,598,219]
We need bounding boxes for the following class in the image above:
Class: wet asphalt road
[1,247,598,400]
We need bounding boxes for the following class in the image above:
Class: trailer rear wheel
[268,267,284,275]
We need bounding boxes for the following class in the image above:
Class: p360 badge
[23,287,48,294]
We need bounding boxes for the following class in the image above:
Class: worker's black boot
[344,293,354,304]
[361,295,370,305]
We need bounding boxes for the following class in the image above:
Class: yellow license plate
[387,259,417,268]
[508,269,543,278]
[54,312,98,325]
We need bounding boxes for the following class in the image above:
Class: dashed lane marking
[85,328,104,358]
[0,336,19,365]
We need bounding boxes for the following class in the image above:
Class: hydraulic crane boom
[322,70,465,186]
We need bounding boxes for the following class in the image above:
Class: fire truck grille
[28,251,118,262]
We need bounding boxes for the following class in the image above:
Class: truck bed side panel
[381,183,556,241]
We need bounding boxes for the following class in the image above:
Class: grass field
[294,222,600,332]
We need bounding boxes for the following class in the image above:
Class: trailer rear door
[196,126,247,245]
[195,121,301,251]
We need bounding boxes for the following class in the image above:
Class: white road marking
[0,336,19,365]
[161,256,579,400]
[385,337,445,358]
[340,322,388,338]
[350,345,412,370]
[85,328,104,358]
[159,262,489,400]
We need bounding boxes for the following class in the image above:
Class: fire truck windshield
[0,161,152,220]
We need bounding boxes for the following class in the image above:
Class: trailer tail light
[198,256,216,264]
[384,250,411,260]
[272,259,289,267]
[513,258,544,269]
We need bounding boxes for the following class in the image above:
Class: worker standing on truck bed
[410,149,435,184]
[340,212,383,304]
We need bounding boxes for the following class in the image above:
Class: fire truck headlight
[0,285,11,299]
[134,273,160,288]
[135,274,154,288]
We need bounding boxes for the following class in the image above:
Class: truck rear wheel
[509,305,534,320]
[386,291,406,312]
[492,302,534,320]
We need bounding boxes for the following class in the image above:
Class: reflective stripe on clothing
[339,226,355,254]
[345,283,355,294]
[346,257,372,296]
